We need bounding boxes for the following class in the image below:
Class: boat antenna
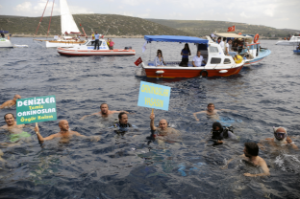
[46,0,55,39]
[34,0,49,38]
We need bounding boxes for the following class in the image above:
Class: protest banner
[16,95,57,125]
[137,81,171,111]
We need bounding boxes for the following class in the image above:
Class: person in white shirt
[153,49,166,66]
[220,38,226,52]
[192,51,206,67]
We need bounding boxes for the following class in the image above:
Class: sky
[0,0,299,30]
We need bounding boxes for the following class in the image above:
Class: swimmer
[34,120,100,143]
[0,94,21,109]
[211,122,236,145]
[80,103,128,120]
[0,113,31,145]
[224,142,270,177]
[113,112,137,133]
[193,103,237,121]
[150,113,180,137]
[259,127,298,150]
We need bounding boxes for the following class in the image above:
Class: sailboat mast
[47,0,55,38]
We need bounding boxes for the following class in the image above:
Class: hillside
[0,14,191,36]
[146,19,298,38]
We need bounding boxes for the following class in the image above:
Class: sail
[60,0,80,35]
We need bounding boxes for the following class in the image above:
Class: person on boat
[150,113,180,138]
[80,103,128,120]
[258,127,298,150]
[107,38,110,46]
[94,32,100,50]
[296,44,300,50]
[223,142,270,177]
[220,38,226,52]
[91,32,95,40]
[193,103,237,121]
[154,49,166,66]
[216,37,221,44]
[227,39,237,57]
[0,94,21,109]
[179,43,191,67]
[211,122,236,145]
[34,120,100,143]
[0,113,31,145]
[192,50,206,67]
[1,32,5,38]
[109,39,115,50]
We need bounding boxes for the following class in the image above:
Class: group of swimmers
[0,95,298,178]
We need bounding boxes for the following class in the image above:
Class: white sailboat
[36,0,86,48]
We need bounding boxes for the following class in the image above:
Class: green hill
[146,19,298,38]
[0,14,191,36]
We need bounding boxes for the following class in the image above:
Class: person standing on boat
[154,49,166,66]
[109,39,115,50]
[94,32,100,50]
[220,38,226,52]
[192,51,206,67]
[179,43,191,67]
[91,32,95,40]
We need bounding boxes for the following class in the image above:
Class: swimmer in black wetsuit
[223,142,270,177]
[211,122,236,145]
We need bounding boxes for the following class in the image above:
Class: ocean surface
[0,38,300,199]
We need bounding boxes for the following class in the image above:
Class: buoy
[200,70,208,78]
[254,34,259,43]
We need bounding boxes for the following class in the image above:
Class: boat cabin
[80,39,109,50]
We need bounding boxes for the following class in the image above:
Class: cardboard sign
[137,81,171,111]
[16,95,57,124]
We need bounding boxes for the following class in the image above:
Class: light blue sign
[137,81,171,111]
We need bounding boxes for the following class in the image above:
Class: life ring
[254,34,259,43]
[200,70,208,78]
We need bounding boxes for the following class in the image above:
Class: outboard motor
[124,46,132,50]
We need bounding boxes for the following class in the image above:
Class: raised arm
[111,110,129,114]
[34,124,56,143]
[287,137,298,150]
[150,113,156,131]
[74,131,100,142]
[193,111,206,121]
[80,112,100,120]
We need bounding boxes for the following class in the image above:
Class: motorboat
[0,30,13,48]
[0,37,13,48]
[35,0,86,48]
[57,39,135,56]
[275,35,300,46]
[214,33,271,66]
[136,35,245,79]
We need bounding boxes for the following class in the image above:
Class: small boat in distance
[137,35,245,79]
[276,35,300,46]
[0,30,13,48]
[214,33,271,66]
[57,39,135,56]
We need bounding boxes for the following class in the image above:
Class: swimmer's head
[118,112,128,125]
[207,103,215,112]
[273,127,287,141]
[100,103,109,114]
[244,142,259,158]
[159,119,168,130]
[59,120,69,131]
[4,113,15,126]
[14,94,21,100]
[212,122,223,139]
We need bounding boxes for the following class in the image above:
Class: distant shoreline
[10,34,282,40]
[11,34,144,38]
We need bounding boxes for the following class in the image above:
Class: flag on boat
[227,26,235,32]
[134,57,143,66]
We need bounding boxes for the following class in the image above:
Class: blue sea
[0,38,300,198]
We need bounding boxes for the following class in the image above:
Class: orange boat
[137,35,245,78]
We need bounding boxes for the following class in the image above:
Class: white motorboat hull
[0,38,13,48]
[275,41,300,46]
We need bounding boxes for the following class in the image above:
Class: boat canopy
[214,33,252,39]
[144,35,208,44]
[0,30,9,34]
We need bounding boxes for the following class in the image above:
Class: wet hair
[212,122,223,132]
[4,113,15,120]
[118,112,127,120]
[100,103,108,109]
[157,49,163,57]
[207,103,214,107]
[244,142,259,156]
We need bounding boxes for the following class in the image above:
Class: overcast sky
[0,0,299,30]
